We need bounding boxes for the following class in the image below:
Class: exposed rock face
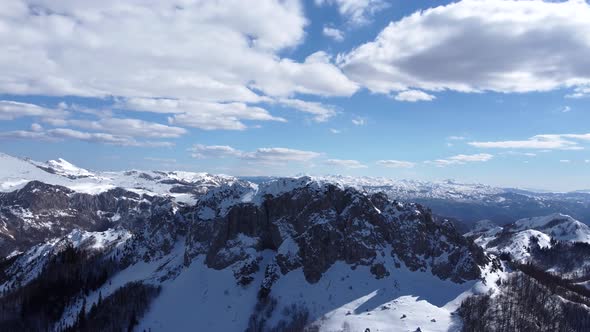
[1,176,487,308]
[0,175,491,331]
[0,181,180,257]
[185,179,487,289]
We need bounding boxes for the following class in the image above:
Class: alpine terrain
[0,153,588,331]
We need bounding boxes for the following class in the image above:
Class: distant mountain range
[3,151,589,225]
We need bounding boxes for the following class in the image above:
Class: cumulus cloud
[427,153,493,167]
[469,133,590,150]
[376,160,415,168]
[189,144,243,159]
[393,90,436,102]
[447,136,466,141]
[0,128,173,147]
[0,0,357,110]
[351,116,367,126]
[316,0,388,25]
[189,144,321,165]
[325,159,367,168]
[501,151,537,157]
[242,148,321,163]
[323,26,344,42]
[339,0,590,95]
[30,123,43,132]
[0,130,51,141]
[566,85,590,98]
[252,52,358,97]
[278,98,338,122]
[67,118,187,138]
[0,99,187,144]
[122,98,285,130]
[0,100,68,120]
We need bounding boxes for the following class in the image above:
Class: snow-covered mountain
[1,152,589,331]
[466,213,590,276]
[510,213,590,243]
[460,214,590,331]
[3,152,590,225]
[0,155,501,331]
[246,175,590,226]
[247,175,505,201]
[0,152,239,200]
[31,158,97,179]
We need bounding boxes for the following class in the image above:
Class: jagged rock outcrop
[0,181,180,257]
[0,175,494,332]
[185,178,487,289]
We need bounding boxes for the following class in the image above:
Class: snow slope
[49,247,489,332]
[511,213,590,243]
[469,213,590,263]
[31,158,96,179]
[0,153,74,191]
[0,228,131,292]
[487,229,552,262]
[0,153,238,201]
[299,175,505,201]
[135,253,498,332]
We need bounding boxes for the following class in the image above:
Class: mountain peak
[42,158,95,179]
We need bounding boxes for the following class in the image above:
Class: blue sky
[1,0,589,191]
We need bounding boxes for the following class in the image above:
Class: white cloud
[325,159,367,168]
[585,159,590,163]
[0,130,52,141]
[189,144,321,165]
[189,144,243,159]
[0,1,357,105]
[252,52,358,97]
[122,98,285,130]
[340,0,590,95]
[561,133,590,141]
[0,100,67,120]
[30,123,43,132]
[393,90,436,102]
[560,159,571,163]
[376,160,415,168]
[49,128,173,147]
[562,106,571,113]
[0,99,187,144]
[278,98,338,122]
[447,136,466,141]
[316,0,388,25]
[566,85,590,98]
[351,116,367,126]
[469,133,590,150]
[329,128,342,134]
[0,128,173,147]
[323,26,344,42]
[67,118,187,138]
[242,148,321,163]
[427,153,493,167]
[500,151,537,157]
